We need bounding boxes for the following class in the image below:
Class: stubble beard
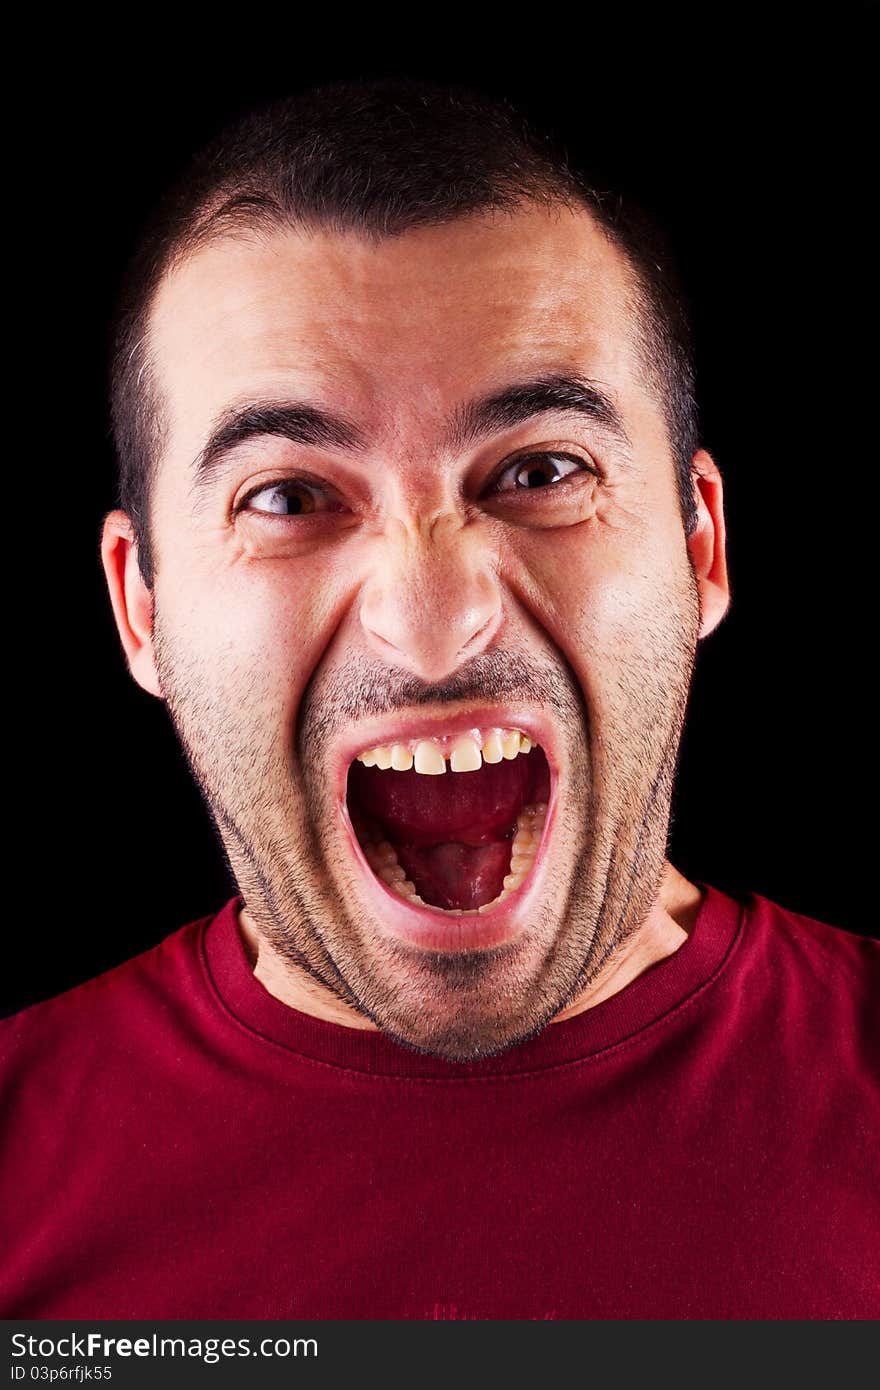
[150,564,701,1063]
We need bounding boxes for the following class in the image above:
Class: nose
[359,513,503,683]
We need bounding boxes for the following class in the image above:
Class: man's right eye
[236,477,345,518]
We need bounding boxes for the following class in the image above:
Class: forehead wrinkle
[150,209,649,512]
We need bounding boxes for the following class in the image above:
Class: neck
[550,862,703,1022]
[236,859,704,1031]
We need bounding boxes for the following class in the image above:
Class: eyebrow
[189,370,632,495]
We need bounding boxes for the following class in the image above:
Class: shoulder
[739,888,878,990]
[683,884,878,1105]
[722,887,879,1059]
[0,901,229,1076]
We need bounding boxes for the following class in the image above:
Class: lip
[334,703,561,950]
[332,704,562,806]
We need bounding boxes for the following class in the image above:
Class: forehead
[147,201,643,474]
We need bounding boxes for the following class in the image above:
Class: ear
[687,448,730,639]
[100,510,163,698]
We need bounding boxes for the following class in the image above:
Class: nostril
[358,545,502,679]
[458,608,501,660]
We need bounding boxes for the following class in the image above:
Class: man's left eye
[490,452,593,493]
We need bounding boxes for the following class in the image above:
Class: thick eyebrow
[189,370,632,497]
[190,400,368,497]
[443,372,632,456]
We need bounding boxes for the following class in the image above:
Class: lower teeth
[360,803,548,914]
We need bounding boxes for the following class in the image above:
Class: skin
[101,200,729,1062]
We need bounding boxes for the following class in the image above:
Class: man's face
[107,201,726,1061]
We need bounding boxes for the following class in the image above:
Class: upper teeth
[356,728,534,774]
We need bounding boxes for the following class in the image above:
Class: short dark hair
[107,76,701,590]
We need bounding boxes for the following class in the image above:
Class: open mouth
[345,726,552,915]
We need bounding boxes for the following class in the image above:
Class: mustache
[299,648,585,754]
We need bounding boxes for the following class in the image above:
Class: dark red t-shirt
[2,882,877,1319]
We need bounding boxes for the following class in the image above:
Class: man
[2,77,877,1319]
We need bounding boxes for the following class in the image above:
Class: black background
[9,7,875,1015]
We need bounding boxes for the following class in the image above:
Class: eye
[235,476,345,518]
[489,451,594,494]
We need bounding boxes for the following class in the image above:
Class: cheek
[505,518,659,641]
[505,522,696,715]
[157,553,345,710]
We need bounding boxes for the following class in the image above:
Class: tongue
[347,753,541,910]
[395,840,513,911]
